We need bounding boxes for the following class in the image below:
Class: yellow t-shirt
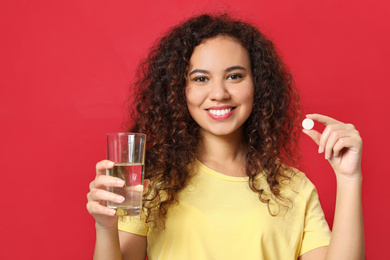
[119,160,331,260]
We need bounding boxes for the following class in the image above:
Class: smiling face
[185,36,254,139]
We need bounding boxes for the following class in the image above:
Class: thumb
[302,129,321,147]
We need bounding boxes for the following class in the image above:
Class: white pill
[302,118,314,130]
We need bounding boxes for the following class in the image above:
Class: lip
[206,106,236,120]
[207,105,234,110]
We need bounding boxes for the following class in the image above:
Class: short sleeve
[299,182,331,256]
[118,215,148,236]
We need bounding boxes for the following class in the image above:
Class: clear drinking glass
[106,133,146,216]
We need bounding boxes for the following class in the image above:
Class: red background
[1,0,389,259]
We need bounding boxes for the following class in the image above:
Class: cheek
[185,90,199,118]
[245,83,255,102]
[245,89,254,102]
[185,89,194,108]
[239,86,255,114]
[231,84,254,104]
[185,87,205,107]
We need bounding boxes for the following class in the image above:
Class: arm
[300,114,364,260]
[87,160,147,260]
[94,223,122,260]
[93,225,147,260]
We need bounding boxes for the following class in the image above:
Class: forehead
[189,36,251,70]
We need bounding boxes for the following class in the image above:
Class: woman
[87,14,364,259]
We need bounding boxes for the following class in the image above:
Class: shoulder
[278,166,319,202]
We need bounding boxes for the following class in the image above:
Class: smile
[206,107,236,120]
[208,108,233,116]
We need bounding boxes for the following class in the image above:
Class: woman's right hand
[86,160,125,229]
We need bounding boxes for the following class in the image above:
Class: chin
[201,126,244,138]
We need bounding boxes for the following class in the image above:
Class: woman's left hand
[302,114,363,179]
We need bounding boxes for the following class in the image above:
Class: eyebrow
[188,66,247,76]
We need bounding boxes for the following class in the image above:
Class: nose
[209,79,230,100]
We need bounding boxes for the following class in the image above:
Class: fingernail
[116,196,125,203]
[116,179,125,186]
[108,209,116,215]
[318,146,323,153]
[107,161,115,167]
[325,153,330,159]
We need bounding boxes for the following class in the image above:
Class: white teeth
[208,108,232,116]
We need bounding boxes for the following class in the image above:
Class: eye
[227,74,243,80]
[193,76,209,82]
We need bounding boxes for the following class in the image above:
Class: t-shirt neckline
[195,159,250,182]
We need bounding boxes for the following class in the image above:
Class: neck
[196,128,247,176]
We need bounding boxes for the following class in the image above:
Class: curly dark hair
[127,13,300,228]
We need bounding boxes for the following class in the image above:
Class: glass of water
[106,133,146,216]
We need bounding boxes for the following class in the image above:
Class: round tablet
[302,118,314,130]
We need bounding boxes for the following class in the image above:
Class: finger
[126,184,144,192]
[302,129,322,146]
[90,175,125,190]
[96,160,115,176]
[306,114,343,126]
[86,201,117,216]
[323,129,354,159]
[319,124,356,154]
[87,188,125,204]
[333,135,362,157]
[302,125,355,154]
